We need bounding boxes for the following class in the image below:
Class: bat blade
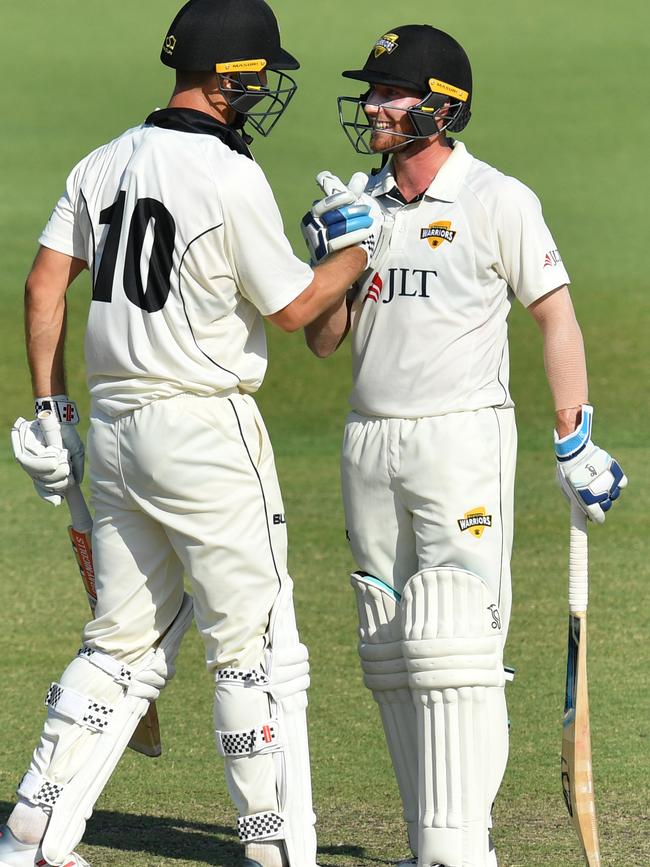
[562,506,601,866]
[38,410,163,758]
[67,524,162,758]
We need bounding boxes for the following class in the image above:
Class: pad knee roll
[402,568,507,867]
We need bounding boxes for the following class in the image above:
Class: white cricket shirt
[39,108,313,416]
[349,140,570,418]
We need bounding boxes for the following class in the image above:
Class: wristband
[35,394,79,425]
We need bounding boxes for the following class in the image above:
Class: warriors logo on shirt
[457,506,492,538]
[543,248,562,268]
[374,33,399,58]
[420,221,457,250]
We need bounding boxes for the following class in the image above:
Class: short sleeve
[219,159,313,315]
[493,178,570,307]
[38,161,88,261]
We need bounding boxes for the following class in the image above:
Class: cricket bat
[38,410,162,758]
[561,502,601,866]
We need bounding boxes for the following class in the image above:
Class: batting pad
[213,578,317,867]
[22,593,194,865]
[351,572,419,856]
[401,568,507,867]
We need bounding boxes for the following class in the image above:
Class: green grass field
[0,2,648,865]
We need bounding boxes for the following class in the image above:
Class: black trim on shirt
[382,185,425,206]
[144,108,253,159]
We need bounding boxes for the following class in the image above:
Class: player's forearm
[25,277,68,397]
[304,297,349,357]
[268,247,365,332]
[24,247,86,397]
[528,286,588,436]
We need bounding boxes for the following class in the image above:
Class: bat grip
[569,501,589,613]
[38,410,92,532]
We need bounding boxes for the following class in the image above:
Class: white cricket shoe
[0,826,90,867]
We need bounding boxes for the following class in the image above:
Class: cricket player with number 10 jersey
[302,24,628,867]
[3,1,390,866]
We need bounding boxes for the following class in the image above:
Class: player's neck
[393,136,453,203]
[167,90,232,126]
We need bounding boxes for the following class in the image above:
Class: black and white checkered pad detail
[34,779,63,806]
[17,770,64,808]
[45,682,114,731]
[217,720,280,757]
[237,810,284,842]
[216,667,269,687]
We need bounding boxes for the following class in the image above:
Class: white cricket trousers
[341,406,517,634]
[85,391,290,671]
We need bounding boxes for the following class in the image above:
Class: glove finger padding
[313,171,370,217]
[11,418,71,484]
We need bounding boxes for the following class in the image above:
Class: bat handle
[37,410,92,533]
[569,502,589,614]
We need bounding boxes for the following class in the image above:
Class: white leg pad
[401,568,507,867]
[28,593,194,865]
[214,578,316,867]
[351,572,418,855]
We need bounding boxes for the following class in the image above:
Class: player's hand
[555,404,627,524]
[315,170,394,271]
[300,202,374,264]
[10,409,85,506]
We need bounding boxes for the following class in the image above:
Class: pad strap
[77,647,133,688]
[45,683,114,732]
[216,667,270,687]
[238,810,285,842]
[17,770,64,807]
[216,719,281,757]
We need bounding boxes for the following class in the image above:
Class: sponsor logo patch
[162,35,177,56]
[487,603,502,630]
[421,221,457,249]
[364,272,383,302]
[543,248,562,268]
[457,506,492,538]
[374,32,399,58]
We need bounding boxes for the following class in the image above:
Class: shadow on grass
[0,801,369,865]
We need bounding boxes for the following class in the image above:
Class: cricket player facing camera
[4,1,390,865]
[302,25,627,867]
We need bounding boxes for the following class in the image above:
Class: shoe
[0,826,90,867]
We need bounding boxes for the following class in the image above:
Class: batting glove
[301,202,374,264]
[302,171,394,270]
[555,404,627,524]
[10,396,84,506]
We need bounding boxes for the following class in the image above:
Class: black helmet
[161,0,299,136]
[338,25,472,154]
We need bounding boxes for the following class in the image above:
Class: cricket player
[3,1,389,865]
[301,25,627,867]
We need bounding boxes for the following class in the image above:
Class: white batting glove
[300,201,374,264]
[34,395,84,485]
[302,171,393,270]
[10,397,84,506]
[554,404,627,524]
[316,171,394,271]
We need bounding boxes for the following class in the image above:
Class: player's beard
[367,110,428,155]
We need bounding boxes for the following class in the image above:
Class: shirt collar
[367,139,473,204]
[144,108,253,159]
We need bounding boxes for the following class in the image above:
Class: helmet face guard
[337,87,470,155]
[216,60,297,136]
